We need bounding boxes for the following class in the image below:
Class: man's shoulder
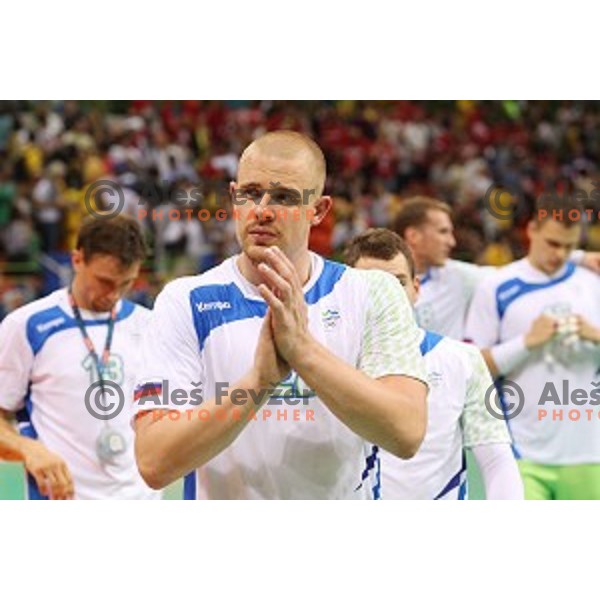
[473,259,526,291]
[304,257,370,303]
[438,336,484,363]
[489,259,593,298]
[572,262,600,287]
[340,262,394,287]
[338,264,405,305]
[1,289,67,330]
[428,335,486,379]
[159,259,236,301]
[119,299,151,326]
[445,259,482,276]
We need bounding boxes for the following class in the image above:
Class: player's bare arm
[0,409,74,499]
[580,251,600,275]
[134,310,290,489]
[482,314,559,378]
[257,246,427,458]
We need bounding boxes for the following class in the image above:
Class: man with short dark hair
[0,214,159,499]
[465,196,600,499]
[345,228,523,500]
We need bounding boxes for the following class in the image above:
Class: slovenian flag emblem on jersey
[133,382,163,403]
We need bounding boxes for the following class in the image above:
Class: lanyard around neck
[68,288,117,392]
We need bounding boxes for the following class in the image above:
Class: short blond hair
[240,130,327,197]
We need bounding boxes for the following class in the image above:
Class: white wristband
[490,335,530,375]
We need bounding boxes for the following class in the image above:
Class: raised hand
[525,314,558,349]
[573,314,600,344]
[256,246,312,365]
[251,307,291,390]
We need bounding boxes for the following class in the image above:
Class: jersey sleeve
[452,260,495,308]
[133,283,204,416]
[357,270,427,384]
[460,344,511,448]
[464,274,501,348]
[0,312,34,413]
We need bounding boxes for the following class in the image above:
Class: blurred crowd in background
[1,100,600,319]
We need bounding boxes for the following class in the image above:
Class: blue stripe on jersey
[26,306,71,355]
[190,283,266,351]
[26,300,137,355]
[419,269,432,286]
[373,448,381,500]
[356,445,381,499]
[27,474,47,500]
[190,260,346,351]
[458,478,467,500]
[495,377,522,459]
[304,259,346,305]
[183,472,197,500]
[16,387,49,500]
[420,330,444,356]
[495,261,576,320]
[434,453,467,500]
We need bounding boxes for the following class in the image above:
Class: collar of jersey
[522,257,574,283]
[418,267,434,285]
[230,252,324,302]
[59,288,122,322]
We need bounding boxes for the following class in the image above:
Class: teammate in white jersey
[345,228,523,499]
[134,131,428,499]
[465,195,600,499]
[395,196,600,340]
[0,215,159,500]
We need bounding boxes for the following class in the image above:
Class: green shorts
[518,460,600,500]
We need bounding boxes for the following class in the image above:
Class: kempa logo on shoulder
[36,317,66,333]
[196,301,232,313]
[497,284,520,303]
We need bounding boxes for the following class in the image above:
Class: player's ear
[72,249,84,272]
[404,226,420,245]
[413,276,421,298]
[526,219,538,240]
[310,195,332,226]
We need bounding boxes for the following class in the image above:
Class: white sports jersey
[465,259,600,464]
[134,252,427,499]
[0,288,160,500]
[415,260,493,340]
[380,330,511,500]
